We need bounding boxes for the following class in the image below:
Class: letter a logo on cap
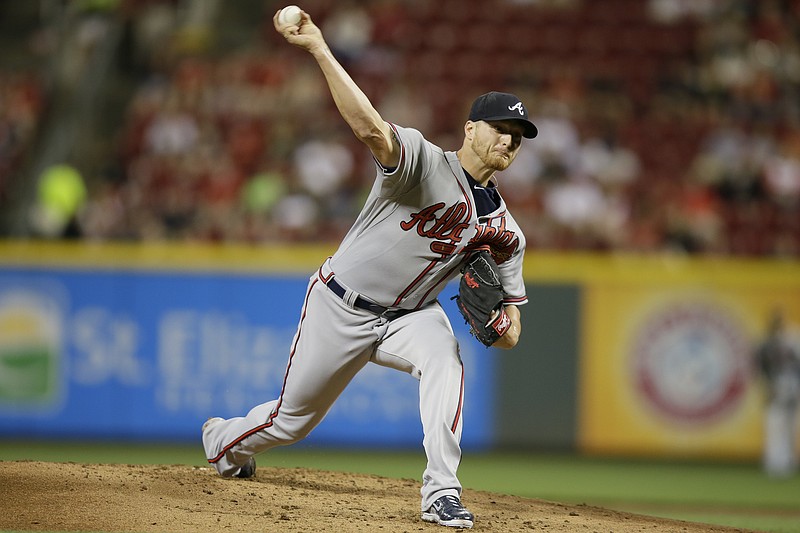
[508,102,524,116]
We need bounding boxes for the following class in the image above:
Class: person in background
[754,309,800,478]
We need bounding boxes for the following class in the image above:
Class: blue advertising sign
[0,267,495,449]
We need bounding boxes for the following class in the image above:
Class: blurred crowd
[5,0,800,257]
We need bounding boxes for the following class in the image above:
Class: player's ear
[464,120,476,140]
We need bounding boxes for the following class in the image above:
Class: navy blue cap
[468,91,538,139]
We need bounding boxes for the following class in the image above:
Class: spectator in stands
[0,71,45,204]
[30,163,87,239]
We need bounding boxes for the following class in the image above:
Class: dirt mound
[0,461,750,532]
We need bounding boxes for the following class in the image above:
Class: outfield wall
[1,241,798,460]
[506,253,800,461]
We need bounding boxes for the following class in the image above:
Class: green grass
[458,453,800,533]
[2,441,799,532]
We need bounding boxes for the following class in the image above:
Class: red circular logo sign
[631,301,750,425]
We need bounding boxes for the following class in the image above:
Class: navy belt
[325,277,413,320]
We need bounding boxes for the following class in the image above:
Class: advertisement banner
[0,267,494,449]
[579,276,800,459]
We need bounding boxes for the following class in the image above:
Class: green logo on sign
[0,291,62,405]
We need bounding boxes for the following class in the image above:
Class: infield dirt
[1,460,753,532]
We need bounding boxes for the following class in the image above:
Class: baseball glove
[454,251,512,347]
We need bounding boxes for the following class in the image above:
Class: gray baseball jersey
[330,123,527,309]
[202,122,527,513]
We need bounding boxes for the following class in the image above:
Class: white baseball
[278,5,302,26]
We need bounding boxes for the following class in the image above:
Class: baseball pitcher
[202,7,538,528]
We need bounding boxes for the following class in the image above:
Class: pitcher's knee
[269,411,319,445]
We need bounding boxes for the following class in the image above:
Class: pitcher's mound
[0,461,749,532]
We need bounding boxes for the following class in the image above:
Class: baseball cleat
[201,417,257,478]
[421,495,474,528]
[235,456,257,478]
